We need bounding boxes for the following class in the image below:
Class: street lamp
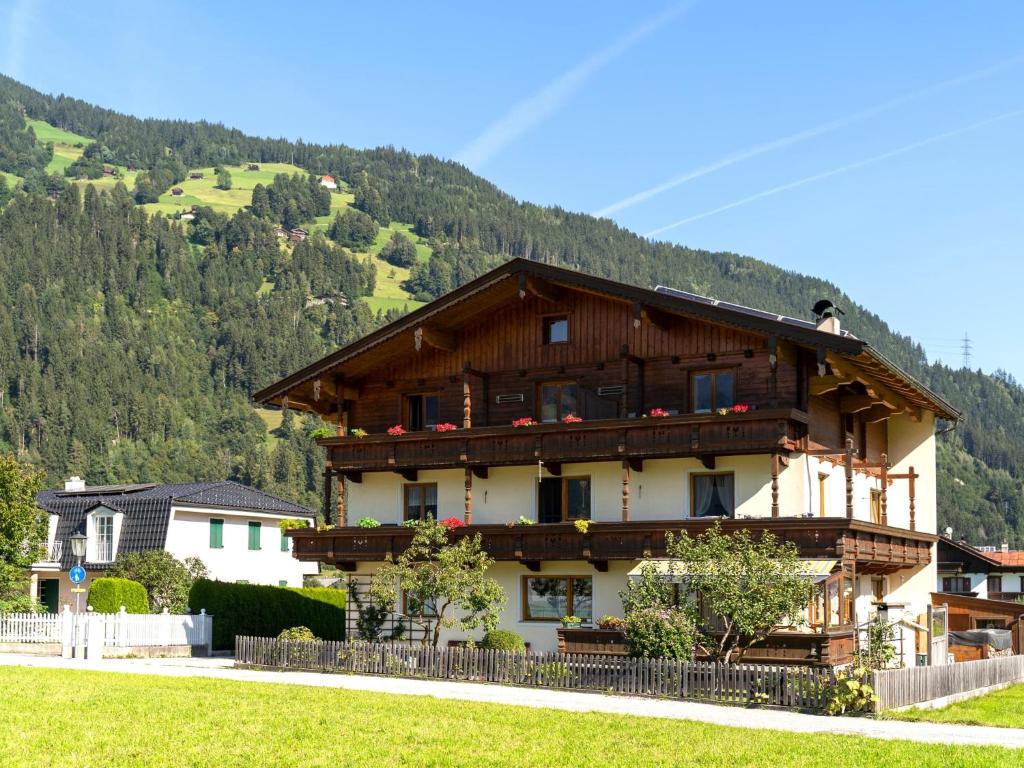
[69,533,86,561]
[69,533,87,614]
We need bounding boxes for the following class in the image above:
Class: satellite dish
[944,526,953,538]
[812,299,845,321]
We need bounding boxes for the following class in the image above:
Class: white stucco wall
[163,505,318,587]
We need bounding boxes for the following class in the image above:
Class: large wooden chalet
[255,259,959,664]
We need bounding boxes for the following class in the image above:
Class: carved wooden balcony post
[770,453,780,517]
[879,452,888,526]
[322,468,334,527]
[464,466,473,525]
[845,437,854,519]
[908,466,916,531]
[621,460,630,522]
[462,361,472,430]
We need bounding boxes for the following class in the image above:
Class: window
[538,381,578,423]
[818,473,828,517]
[404,393,439,431]
[522,576,592,622]
[403,591,439,618]
[691,370,735,413]
[869,489,883,525]
[941,577,971,593]
[404,483,438,521]
[248,521,262,551]
[690,474,735,518]
[538,477,591,523]
[280,530,289,552]
[987,575,1002,595]
[209,519,224,549]
[94,514,114,562]
[543,316,569,344]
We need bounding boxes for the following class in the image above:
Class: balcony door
[404,393,439,432]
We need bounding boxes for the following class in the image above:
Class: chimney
[816,315,841,335]
[1002,542,1010,554]
[64,476,86,492]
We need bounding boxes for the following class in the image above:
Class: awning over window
[626,558,839,584]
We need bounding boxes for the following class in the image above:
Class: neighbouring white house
[937,535,1024,601]
[29,478,318,612]
[319,174,338,190]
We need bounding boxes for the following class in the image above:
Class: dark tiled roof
[38,481,312,569]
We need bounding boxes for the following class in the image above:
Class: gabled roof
[38,481,312,571]
[253,258,959,420]
[937,536,1021,573]
[990,551,1024,568]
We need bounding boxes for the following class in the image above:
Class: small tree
[379,232,417,268]
[668,524,814,663]
[620,560,698,659]
[368,521,505,647]
[111,550,209,613]
[215,168,232,190]
[0,456,46,612]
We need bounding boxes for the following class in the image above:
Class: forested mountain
[0,74,1020,543]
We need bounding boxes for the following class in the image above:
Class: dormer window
[86,505,119,563]
[543,316,569,345]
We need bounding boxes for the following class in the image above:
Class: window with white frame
[94,513,114,562]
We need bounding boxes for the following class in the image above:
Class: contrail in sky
[595,53,1024,218]
[3,0,36,79]
[644,108,1024,238]
[455,2,693,170]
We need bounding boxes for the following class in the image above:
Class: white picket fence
[0,607,212,658]
[0,612,63,643]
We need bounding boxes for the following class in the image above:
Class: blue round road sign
[69,565,86,584]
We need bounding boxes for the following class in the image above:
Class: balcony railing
[318,408,808,473]
[32,540,62,565]
[989,592,1024,603]
[288,517,934,572]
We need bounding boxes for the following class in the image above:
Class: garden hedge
[87,577,150,614]
[188,580,346,650]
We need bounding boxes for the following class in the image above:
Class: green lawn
[0,667,1015,768]
[140,162,315,217]
[886,683,1024,728]
[363,295,425,314]
[27,118,92,147]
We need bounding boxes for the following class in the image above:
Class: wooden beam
[809,375,853,397]
[627,458,644,473]
[518,273,561,303]
[343,471,363,484]
[879,453,888,527]
[336,561,357,572]
[413,325,457,353]
[544,462,562,477]
[589,560,609,573]
[700,455,716,471]
[472,466,489,480]
[464,466,473,525]
[521,560,541,572]
[845,438,854,519]
[322,470,333,527]
[862,404,895,423]
[839,395,876,414]
[397,469,418,482]
[632,301,671,331]
[462,366,472,429]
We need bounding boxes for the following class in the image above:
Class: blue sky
[3,1,1022,379]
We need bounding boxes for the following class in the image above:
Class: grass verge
[0,667,1016,767]
[885,682,1024,728]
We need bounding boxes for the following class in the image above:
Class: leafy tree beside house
[670,524,814,663]
[110,550,208,613]
[369,520,504,647]
[0,456,46,613]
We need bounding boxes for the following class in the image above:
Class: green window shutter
[280,531,289,552]
[248,521,261,550]
[209,519,223,548]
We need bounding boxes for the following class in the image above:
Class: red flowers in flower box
[731,404,751,413]
[434,423,458,432]
[648,408,669,418]
[562,414,582,424]
[387,424,407,436]
[512,417,536,427]
[440,516,465,529]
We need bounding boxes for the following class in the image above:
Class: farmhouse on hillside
[256,258,959,664]
[319,174,338,190]
[190,172,205,180]
[171,187,184,196]
[29,479,317,613]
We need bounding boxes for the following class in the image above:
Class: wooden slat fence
[872,654,1024,710]
[236,637,835,710]
[0,613,62,643]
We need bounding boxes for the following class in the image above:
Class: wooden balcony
[288,517,934,573]
[317,408,808,474]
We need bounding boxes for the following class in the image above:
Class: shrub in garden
[623,607,698,660]
[277,626,318,641]
[189,579,345,650]
[481,629,526,651]
[87,577,149,614]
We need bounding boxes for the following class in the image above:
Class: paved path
[3,654,1023,749]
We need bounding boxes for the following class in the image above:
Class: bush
[379,232,417,268]
[623,607,697,660]
[88,577,149,614]
[277,626,317,641]
[188,579,346,651]
[481,630,526,651]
